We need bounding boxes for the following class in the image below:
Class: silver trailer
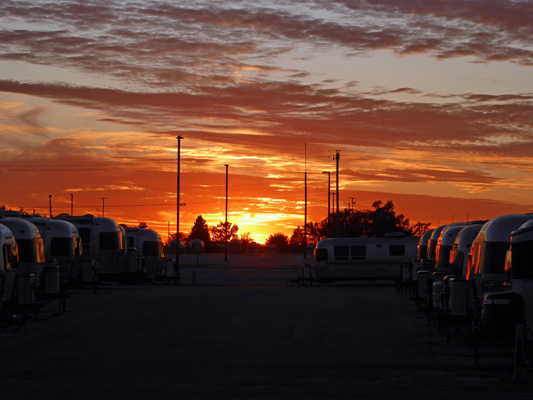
[0,224,19,302]
[0,218,45,306]
[314,234,419,283]
[125,227,164,280]
[56,214,127,282]
[23,216,82,283]
[447,224,484,318]
[467,214,533,300]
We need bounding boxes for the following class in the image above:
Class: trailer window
[350,245,366,260]
[143,241,161,256]
[334,245,349,261]
[6,243,18,270]
[510,240,533,280]
[389,245,405,256]
[51,237,73,257]
[128,237,135,249]
[480,242,510,275]
[100,232,119,250]
[17,239,36,263]
[315,248,328,262]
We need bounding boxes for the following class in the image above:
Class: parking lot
[1,261,532,399]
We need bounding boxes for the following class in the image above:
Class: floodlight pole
[304,143,307,260]
[335,150,340,237]
[224,164,229,262]
[176,136,183,279]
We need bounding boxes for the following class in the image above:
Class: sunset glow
[1,1,532,243]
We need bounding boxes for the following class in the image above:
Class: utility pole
[335,150,340,237]
[176,136,183,280]
[304,143,308,260]
[70,193,73,216]
[224,164,229,263]
[101,197,106,217]
[335,150,340,213]
[49,195,52,218]
[350,197,356,211]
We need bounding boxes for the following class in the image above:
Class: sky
[0,0,532,244]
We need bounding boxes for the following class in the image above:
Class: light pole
[101,197,106,217]
[176,136,183,279]
[224,164,229,262]
[322,171,330,220]
[335,150,340,236]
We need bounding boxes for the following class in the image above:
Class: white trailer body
[23,216,82,282]
[56,215,126,279]
[314,235,419,283]
[125,227,164,279]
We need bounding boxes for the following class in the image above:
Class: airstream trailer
[314,234,419,283]
[427,225,448,265]
[432,224,468,310]
[417,229,434,261]
[125,227,164,280]
[477,219,533,347]
[0,224,18,302]
[0,218,45,305]
[0,218,45,277]
[446,224,484,318]
[435,224,468,274]
[188,239,205,253]
[467,214,533,299]
[56,214,126,282]
[22,216,82,283]
[406,229,433,292]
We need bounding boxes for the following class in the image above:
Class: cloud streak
[0,0,532,240]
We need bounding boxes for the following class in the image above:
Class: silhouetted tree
[239,232,255,245]
[411,221,432,236]
[166,232,187,247]
[316,199,429,238]
[266,232,289,252]
[188,215,211,244]
[210,221,239,243]
[138,221,148,229]
[289,226,305,250]
[306,221,324,245]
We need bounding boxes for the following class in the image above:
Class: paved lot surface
[1,263,532,399]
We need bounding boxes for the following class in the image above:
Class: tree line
[171,200,431,253]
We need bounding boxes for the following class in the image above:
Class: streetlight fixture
[224,164,229,262]
[322,171,330,220]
